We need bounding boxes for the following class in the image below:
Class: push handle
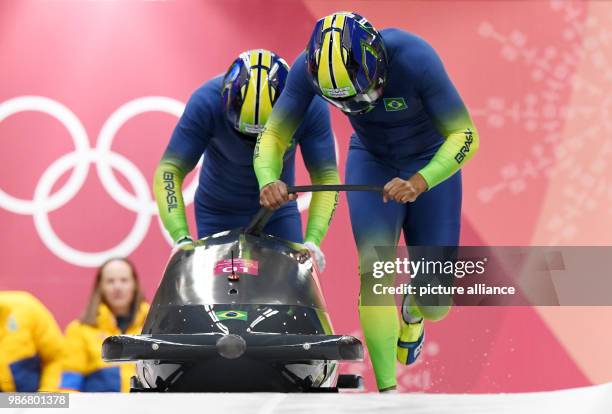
[245,184,383,236]
[287,184,383,194]
[244,208,275,235]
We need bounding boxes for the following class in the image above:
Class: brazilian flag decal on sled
[383,97,407,111]
[215,310,248,321]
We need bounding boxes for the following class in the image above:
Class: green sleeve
[253,120,292,189]
[254,111,340,246]
[418,125,480,189]
[299,99,340,246]
[304,168,340,245]
[153,158,190,242]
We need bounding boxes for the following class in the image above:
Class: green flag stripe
[215,310,248,320]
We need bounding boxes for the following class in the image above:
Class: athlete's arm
[59,321,88,392]
[254,52,317,208]
[415,43,480,189]
[31,298,64,392]
[299,98,340,246]
[153,90,212,242]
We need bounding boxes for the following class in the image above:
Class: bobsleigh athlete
[154,50,340,271]
[254,13,479,391]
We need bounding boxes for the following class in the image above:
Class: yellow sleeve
[153,158,190,242]
[59,322,90,392]
[253,123,293,189]
[29,298,65,392]
[304,167,340,246]
[418,126,480,189]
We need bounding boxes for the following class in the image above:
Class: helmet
[222,49,289,137]
[306,11,387,114]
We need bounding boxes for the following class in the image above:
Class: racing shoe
[397,294,425,365]
[397,318,424,365]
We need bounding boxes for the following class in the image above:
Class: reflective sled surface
[103,228,363,392]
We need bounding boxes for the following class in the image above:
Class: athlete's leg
[263,203,303,243]
[403,170,462,321]
[346,147,406,391]
[395,171,461,365]
[197,216,246,236]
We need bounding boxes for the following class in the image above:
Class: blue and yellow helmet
[306,12,387,114]
[222,49,289,137]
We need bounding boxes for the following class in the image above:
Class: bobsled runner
[102,185,381,392]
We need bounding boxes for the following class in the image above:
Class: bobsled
[102,185,379,392]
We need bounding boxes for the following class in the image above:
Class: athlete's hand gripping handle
[259,180,297,210]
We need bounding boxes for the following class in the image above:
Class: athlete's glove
[304,241,326,273]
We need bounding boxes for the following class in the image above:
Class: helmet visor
[323,86,383,114]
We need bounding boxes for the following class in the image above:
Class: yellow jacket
[0,291,64,392]
[60,302,149,392]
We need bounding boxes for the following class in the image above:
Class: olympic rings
[0,96,192,267]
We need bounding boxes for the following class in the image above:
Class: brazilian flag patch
[383,97,408,111]
[215,310,248,321]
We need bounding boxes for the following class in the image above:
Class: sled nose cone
[216,334,247,359]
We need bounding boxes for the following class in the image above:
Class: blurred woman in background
[0,291,64,392]
[60,258,149,392]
